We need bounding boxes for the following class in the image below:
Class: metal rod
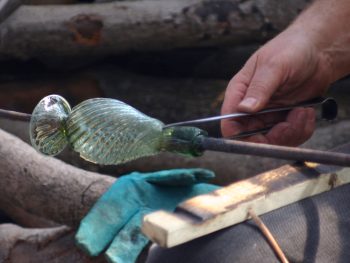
[227,126,273,139]
[200,137,350,167]
[164,97,336,128]
[0,109,31,121]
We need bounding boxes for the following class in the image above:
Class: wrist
[288,0,350,82]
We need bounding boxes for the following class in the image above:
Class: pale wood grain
[142,162,350,247]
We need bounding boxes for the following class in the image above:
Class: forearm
[288,0,350,82]
[220,0,349,145]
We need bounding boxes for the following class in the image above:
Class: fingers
[247,107,315,146]
[221,52,285,137]
[105,212,149,263]
[222,111,287,139]
[144,168,215,186]
[238,58,285,112]
[225,107,315,146]
[221,54,258,116]
[75,180,138,256]
[265,107,315,146]
[221,54,259,137]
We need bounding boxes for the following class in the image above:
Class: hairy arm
[221,0,350,146]
[290,0,350,82]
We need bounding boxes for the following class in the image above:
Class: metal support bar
[200,137,350,167]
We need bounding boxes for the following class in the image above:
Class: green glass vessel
[65,98,164,164]
[30,95,71,156]
[30,95,206,165]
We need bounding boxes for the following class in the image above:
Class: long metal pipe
[200,137,350,167]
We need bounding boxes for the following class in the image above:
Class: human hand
[75,168,219,263]
[221,29,333,146]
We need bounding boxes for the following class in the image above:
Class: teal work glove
[75,168,220,263]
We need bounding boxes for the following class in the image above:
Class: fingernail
[239,97,258,110]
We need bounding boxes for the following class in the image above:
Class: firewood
[0,0,309,60]
[0,128,115,227]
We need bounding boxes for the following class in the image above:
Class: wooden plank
[142,163,350,248]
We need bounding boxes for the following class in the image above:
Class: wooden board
[142,162,350,248]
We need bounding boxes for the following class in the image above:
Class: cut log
[0,128,115,227]
[0,224,107,263]
[0,0,309,60]
[142,151,350,248]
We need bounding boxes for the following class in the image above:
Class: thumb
[238,63,284,112]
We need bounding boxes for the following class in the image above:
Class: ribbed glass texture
[29,95,71,156]
[66,98,164,165]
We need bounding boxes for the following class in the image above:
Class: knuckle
[248,80,270,97]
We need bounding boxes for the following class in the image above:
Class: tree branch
[0,0,309,60]
[0,128,115,227]
[0,224,106,262]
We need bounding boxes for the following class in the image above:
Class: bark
[0,128,115,227]
[0,224,106,263]
[0,223,151,263]
[0,0,75,25]
[0,0,309,61]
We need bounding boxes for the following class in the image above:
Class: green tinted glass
[66,98,164,165]
[30,95,205,165]
[30,95,71,156]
